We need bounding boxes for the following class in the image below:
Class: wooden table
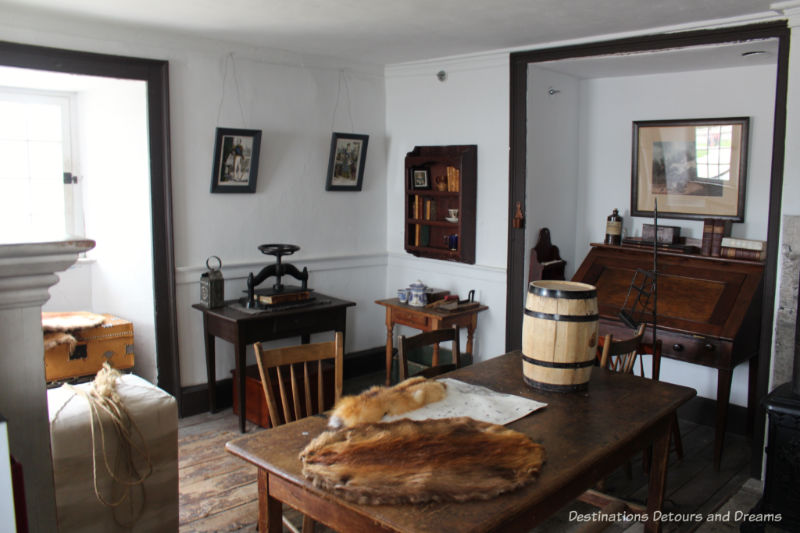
[193,293,355,432]
[226,351,695,533]
[375,298,488,385]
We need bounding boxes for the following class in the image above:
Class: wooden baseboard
[179,345,386,418]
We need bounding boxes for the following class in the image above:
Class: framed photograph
[211,127,262,193]
[410,167,431,190]
[325,132,369,191]
[631,117,749,221]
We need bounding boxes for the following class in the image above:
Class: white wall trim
[175,252,387,285]
[772,1,800,22]
[383,11,784,76]
[386,252,506,282]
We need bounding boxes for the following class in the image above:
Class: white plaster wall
[384,54,510,362]
[574,63,777,405]
[526,66,581,289]
[0,13,388,387]
[576,64,776,255]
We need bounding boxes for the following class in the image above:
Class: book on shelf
[701,219,714,256]
[720,237,765,251]
[710,219,732,257]
[446,166,460,192]
[720,246,766,261]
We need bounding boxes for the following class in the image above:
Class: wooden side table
[375,298,488,385]
[193,293,355,432]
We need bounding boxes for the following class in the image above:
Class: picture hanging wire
[330,69,355,133]
[215,52,248,128]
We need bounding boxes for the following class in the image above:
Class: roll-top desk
[573,243,763,470]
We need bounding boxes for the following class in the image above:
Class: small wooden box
[233,362,334,428]
[642,224,681,244]
[44,315,134,382]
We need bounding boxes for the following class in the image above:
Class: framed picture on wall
[325,132,369,191]
[631,117,749,221]
[210,127,262,193]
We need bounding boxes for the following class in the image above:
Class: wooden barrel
[522,280,599,392]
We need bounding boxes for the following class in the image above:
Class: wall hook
[548,87,561,95]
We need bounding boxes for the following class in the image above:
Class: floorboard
[178,374,757,532]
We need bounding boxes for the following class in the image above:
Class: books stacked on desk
[719,237,767,261]
[620,237,699,254]
[252,286,313,307]
[701,218,733,257]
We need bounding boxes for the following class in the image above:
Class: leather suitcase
[44,314,134,382]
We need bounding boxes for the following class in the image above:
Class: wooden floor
[178,372,756,533]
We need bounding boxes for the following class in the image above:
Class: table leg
[431,319,442,367]
[258,469,282,533]
[235,340,247,433]
[644,421,671,533]
[202,313,217,413]
[465,315,478,357]
[714,368,733,471]
[385,312,394,386]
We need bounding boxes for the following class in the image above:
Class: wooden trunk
[233,362,335,428]
[44,314,134,382]
[522,281,599,392]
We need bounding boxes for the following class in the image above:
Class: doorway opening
[507,21,790,477]
[0,40,181,409]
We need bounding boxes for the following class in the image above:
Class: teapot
[408,280,428,307]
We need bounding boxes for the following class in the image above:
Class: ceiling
[0,0,780,65]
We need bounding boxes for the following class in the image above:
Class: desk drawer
[393,309,430,329]
[658,330,731,368]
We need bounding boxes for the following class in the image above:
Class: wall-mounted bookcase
[404,145,477,264]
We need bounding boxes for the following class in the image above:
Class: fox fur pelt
[300,416,545,505]
[327,376,447,429]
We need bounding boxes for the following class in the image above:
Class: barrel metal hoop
[521,354,595,369]
[522,375,589,392]
[528,285,597,299]
[524,309,599,322]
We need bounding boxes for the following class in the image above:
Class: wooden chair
[528,227,566,284]
[253,332,344,533]
[396,326,460,381]
[600,325,683,465]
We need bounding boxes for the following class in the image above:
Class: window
[695,125,733,182]
[0,88,82,238]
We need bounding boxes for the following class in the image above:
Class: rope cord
[215,52,248,127]
[64,363,153,526]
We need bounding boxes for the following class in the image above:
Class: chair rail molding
[0,237,94,533]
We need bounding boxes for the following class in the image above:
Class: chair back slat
[252,331,344,427]
[303,362,312,418]
[254,344,282,428]
[396,325,461,382]
[275,365,292,423]
[290,364,302,422]
[599,323,646,374]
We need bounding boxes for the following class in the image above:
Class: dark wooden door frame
[507,21,789,478]
[0,41,182,411]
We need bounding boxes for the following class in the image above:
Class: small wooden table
[226,352,695,533]
[193,293,355,432]
[375,298,488,385]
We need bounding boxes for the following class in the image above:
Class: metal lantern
[200,256,224,308]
